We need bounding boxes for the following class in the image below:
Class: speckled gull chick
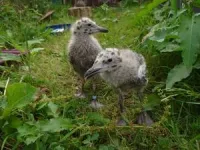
[84,48,154,126]
[68,17,108,98]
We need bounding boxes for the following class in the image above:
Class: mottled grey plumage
[68,17,108,97]
[101,49,147,89]
[85,48,147,88]
[85,48,153,126]
[68,36,102,77]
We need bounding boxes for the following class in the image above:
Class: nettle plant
[143,5,200,89]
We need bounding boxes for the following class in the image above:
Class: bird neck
[72,34,100,45]
[70,34,102,50]
[72,34,93,40]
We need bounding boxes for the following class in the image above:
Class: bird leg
[136,111,154,126]
[90,95,104,109]
[118,89,125,113]
[116,88,127,126]
[137,86,145,102]
[91,76,99,93]
[74,77,86,98]
[89,77,104,109]
[136,87,154,126]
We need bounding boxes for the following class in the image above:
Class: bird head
[71,17,108,35]
[84,48,122,79]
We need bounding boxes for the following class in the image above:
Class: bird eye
[108,59,112,62]
[88,24,91,26]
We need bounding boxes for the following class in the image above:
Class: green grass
[0,2,200,150]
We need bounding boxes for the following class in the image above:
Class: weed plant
[0,0,200,149]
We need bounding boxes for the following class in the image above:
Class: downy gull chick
[68,17,108,98]
[84,48,153,126]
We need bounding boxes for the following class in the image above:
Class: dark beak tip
[101,29,109,33]
[84,70,91,80]
[99,27,108,33]
[84,74,88,80]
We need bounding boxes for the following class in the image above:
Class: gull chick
[85,48,153,126]
[68,17,108,98]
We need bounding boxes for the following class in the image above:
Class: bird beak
[84,67,102,80]
[97,26,108,33]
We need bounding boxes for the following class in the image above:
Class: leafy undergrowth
[0,1,200,149]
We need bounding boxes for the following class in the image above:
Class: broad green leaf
[0,80,7,88]
[153,9,164,21]
[165,31,179,40]
[166,63,192,89]
[160,43,181,52]
[27,39,44,48]
[82,133,99,145]
[0,53,21,62]
[193,57,200,69]
[25,135,42,145]
[36,118,72,132]
[17,123,43,145]
[83,136,91,145]
[3,83,37,117]
[17,124,38,137]
[8,116,22,128]
[6,30,13,38]
[47,102,59,117]
[179,15,200,67]
[0,96,7,109]
[149,29,166,42]
[30,48,44,53]
[90,133,99,141]
[147,25,178,43]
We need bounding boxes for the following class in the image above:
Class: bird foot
[136,111,154,126]
[90,100,104,109]
[74,92,86,99]
[116,119,127,126]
